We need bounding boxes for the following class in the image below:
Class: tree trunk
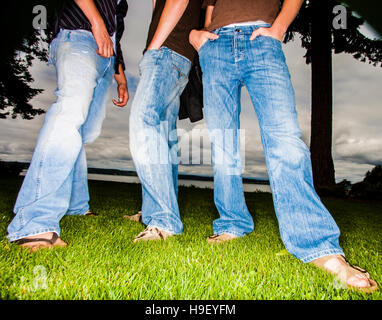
[310,0,336,188]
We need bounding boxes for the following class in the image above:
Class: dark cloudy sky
[0,1,381,183]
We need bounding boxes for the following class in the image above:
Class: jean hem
[147,224,181,236]
[7,228,60,242]
[213,230,249,238]
[300,249,345,263]
[66,208,90,216]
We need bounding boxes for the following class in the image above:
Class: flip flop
[123,211,142,223]
[311,255,378,293]
[85,211,98,216]
[207,233,238,243]
[13,233,66,251]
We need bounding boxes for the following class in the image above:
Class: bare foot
[311,255,378,293]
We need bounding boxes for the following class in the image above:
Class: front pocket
[260,35,282,45]
[172,64,186,81]
[139,49,162,74]
[198,39,210,54]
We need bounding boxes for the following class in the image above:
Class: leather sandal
[207,233,238,243]
[123,211,142,223]
[13,233,67,251]
[85,211,98,216]
[311,255,378,293]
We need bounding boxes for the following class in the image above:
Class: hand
[112,83,129,107]
[91,22,114,58]
[189,29,219,52]
[249,25,285,42]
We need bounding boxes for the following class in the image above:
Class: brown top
[203,0,281,31]
[146,0,204,62]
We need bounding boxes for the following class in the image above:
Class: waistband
[159,46,192,65]
[55,29,97,43]
[212,23,271,35]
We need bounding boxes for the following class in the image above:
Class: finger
[250,28,265,41]
[104,45,110,58]
[120,92,129,107]
[102,44,109,58]
[112,99,121,106]
[108,45,114,58]
[113,99,127,107]
[112,89,128,107]
[207,33,219,40]
[98,45,106,57]
[249,30,259,41]
[112,98,124,107]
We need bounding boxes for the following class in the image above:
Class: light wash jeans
[129,47,191,235]
[199,25,344,263]
[7,30,114,242]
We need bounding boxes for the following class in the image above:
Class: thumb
[250,28,263,41]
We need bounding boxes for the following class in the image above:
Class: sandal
[311,255,378,293]
[207,233,238,243]
[133,226,173,243]
[13,233,67,251]
[123,211,142,223]
[85,211,98,216]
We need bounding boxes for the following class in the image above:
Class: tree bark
[310,0,336,188]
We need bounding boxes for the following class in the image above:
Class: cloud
[0,3,381,185]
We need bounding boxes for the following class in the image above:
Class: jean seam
[213,230,243,238]
[147,224,179,235]
[7,227,60,242]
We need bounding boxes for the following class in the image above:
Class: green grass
[0,177,381,300]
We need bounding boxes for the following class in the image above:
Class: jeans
[7,30,114,241]
[199,25,344,262]
[129,47,191,235]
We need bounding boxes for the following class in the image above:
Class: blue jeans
[129,47,191,234]
[199,25,344,263]
[7,30,114,241]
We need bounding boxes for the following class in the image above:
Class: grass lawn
[0,176,381,300]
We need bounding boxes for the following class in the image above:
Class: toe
[347,274,371,288]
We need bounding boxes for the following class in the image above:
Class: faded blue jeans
[129,47,191,235]
[199,25,344,263]
[7,30,114,242]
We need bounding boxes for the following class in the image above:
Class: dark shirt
[146,0,203,62]
[53,0,128,73]
[202,0,280,31]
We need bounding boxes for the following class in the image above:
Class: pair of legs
[199,25,343,261]
[129,47,191,239]
[7,30,114,246]
[198,25,377,291]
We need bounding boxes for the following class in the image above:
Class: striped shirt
[53,0,128,73]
